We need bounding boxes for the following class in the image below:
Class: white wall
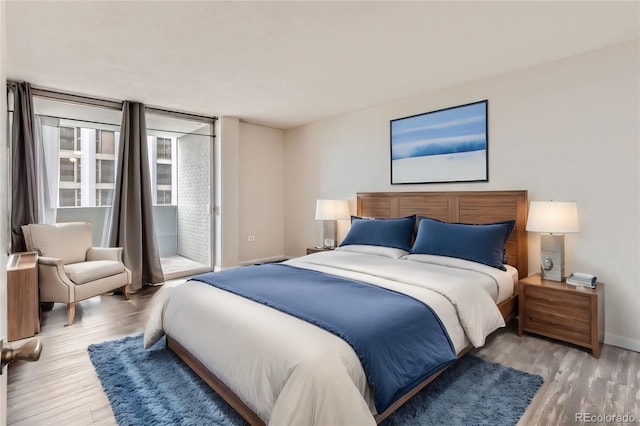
[239,123,285,264]
[284,41,640,351]
[215,119,286,268]
[215,116,240,269]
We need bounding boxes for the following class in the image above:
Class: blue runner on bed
[191,263,456,413]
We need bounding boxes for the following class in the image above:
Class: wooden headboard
[357,190,528,279]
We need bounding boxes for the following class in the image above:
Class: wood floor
[6,286,640,426]
[6,287,158,426]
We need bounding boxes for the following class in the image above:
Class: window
[59,126,75,151]
[157,137,171,160]
[97,130,115,155]
[52,125,116,208]
[60,157,75,182]
[157,163,172,186]
[42,123,118,207]
[96,189,114,207]
[29,93,214,273]
[51,126,178,208]
[96,159,115,184]
[157,190,172,205]
[150,136,175,205]
[52,128,181,208]
[147,110,214,270]
[59,189,81,207]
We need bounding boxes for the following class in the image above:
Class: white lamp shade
[315,199,350,220]
[526,201,579,234]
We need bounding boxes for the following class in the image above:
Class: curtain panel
[109,101,164,289]
[8,81,38,252]
[33,115,59,224]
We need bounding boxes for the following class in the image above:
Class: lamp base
[540,234,565,281]
[322,220,337,249]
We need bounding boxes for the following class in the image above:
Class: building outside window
[49,126,175,208]
[59,126,76,150]
[59,188,80,208]
[58,125,84,207]
[149,135,174,206]
[157,137,171,160]
[157,163,172,185]
[59,157,79,183]
[96,129,115,155]
[96,159,114,184]
[157,190,172,205]
[96,189,114,207]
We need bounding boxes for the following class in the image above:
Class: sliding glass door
[145,112,214,278]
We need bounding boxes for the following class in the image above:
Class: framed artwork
[390,100,488,184]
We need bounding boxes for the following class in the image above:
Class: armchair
[21,222,131,325]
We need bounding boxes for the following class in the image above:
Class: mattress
[145,247,515,425]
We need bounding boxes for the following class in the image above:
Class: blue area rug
[88,334,543,426]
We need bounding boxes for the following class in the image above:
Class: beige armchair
[22,222,131,325]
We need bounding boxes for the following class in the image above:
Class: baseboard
[604,333,640,352]
[163,266,212,281]
[238,255,290,266]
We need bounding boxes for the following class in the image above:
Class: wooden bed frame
[357,190,529,326]
[168,190,529,426]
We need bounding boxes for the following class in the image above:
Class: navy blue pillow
[340,215,416,252]
[410,217,515,270]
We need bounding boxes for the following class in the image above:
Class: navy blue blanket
[191,263,456,413]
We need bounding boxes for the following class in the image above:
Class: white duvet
[144,247,514,425]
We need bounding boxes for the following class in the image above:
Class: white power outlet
[248,236,256,242]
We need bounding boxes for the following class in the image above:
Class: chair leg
[121,285,130,301]
[67,302,76,326]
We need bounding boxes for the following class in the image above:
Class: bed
[144,190,528,425]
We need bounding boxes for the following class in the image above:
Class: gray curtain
[9,82,38,252]
[109,101,163,289]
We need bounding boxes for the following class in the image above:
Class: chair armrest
[37,256,75,303]
[87,247,123,262]
[38,256,65,267]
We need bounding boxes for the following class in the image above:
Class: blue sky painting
[391,100,488,184]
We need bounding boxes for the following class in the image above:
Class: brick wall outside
[177,133,211,264]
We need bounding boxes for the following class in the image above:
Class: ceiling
[6,1,639,130]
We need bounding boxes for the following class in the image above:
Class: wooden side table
[7,251,40,341]
[518,273,604,358]
[306,247,335,255]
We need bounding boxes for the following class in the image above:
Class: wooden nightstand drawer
[525,286,590,310]
[522,307,591,345]
[524,298,591,321]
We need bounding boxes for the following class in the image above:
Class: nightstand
[7,251,40,341]
[306,247,335,255]
[518,273,604,358]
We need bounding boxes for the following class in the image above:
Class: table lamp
[315,199,350,248]
[526,201,579,281]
